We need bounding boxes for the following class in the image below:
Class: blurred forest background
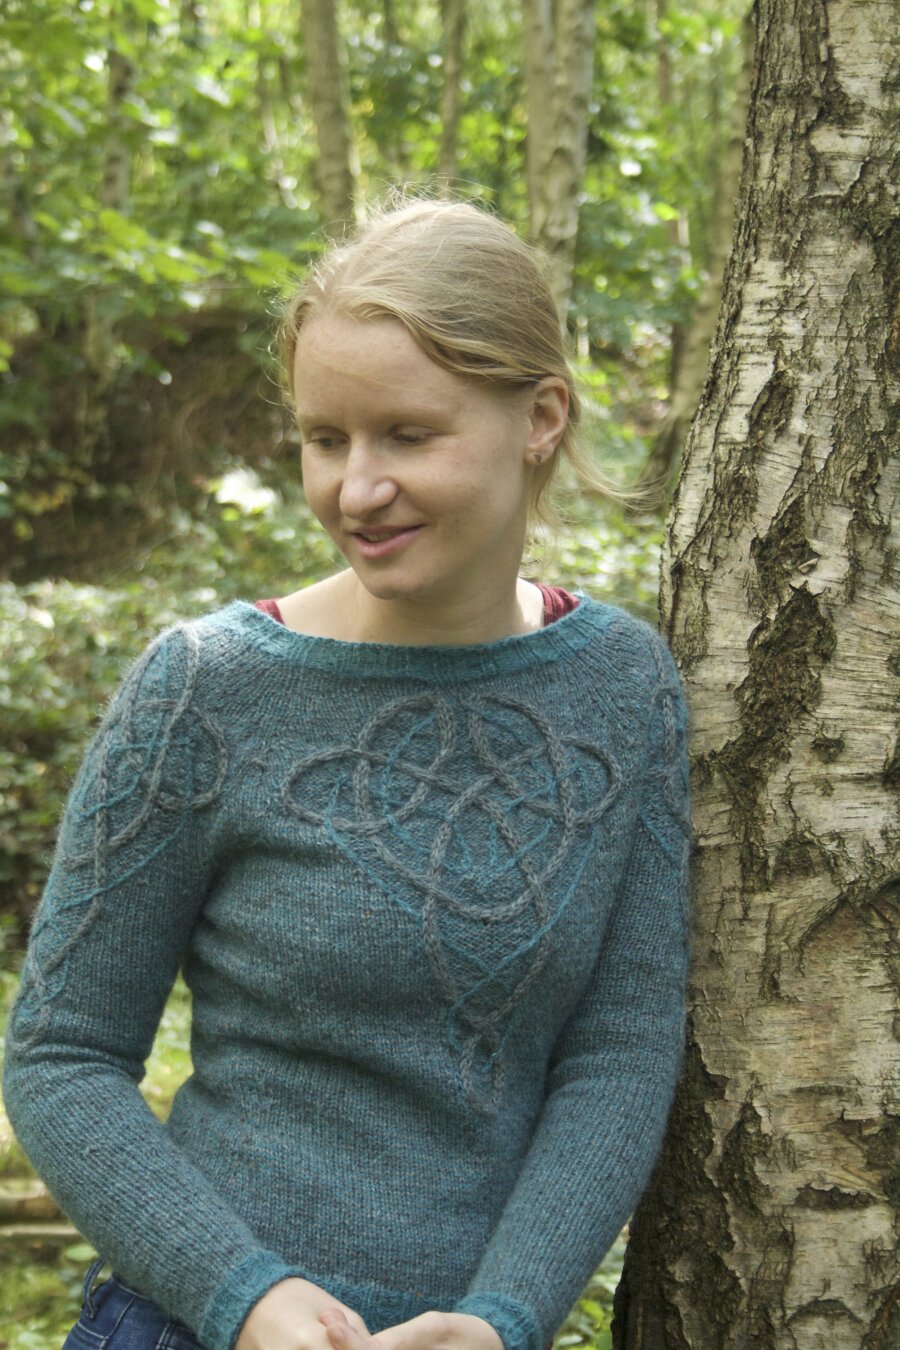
[1,0,745,1342]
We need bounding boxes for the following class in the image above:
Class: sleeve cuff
[198,1251,307,1350]
[453,1293,541,1350]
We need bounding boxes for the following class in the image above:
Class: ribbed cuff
[198,1251,306,1350]
[453,1293,540,1350]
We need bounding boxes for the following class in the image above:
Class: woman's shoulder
[567,595,684,705]
[103,601,272,711]
[573,592,673,655]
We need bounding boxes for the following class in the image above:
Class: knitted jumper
[4,597,692,1350]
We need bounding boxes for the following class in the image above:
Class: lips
[349,525,424,559]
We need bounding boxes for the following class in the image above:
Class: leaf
[4,18,86,61]
[97,209,155,251]
[29,93,87,136]
[191,74,231,107]
[63,1242,97,1263]
[653,201,681,222]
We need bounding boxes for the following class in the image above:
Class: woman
[4,198,692,1350]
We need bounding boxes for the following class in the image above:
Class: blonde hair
[278,195,637,532]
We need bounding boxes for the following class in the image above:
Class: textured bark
[521,0,594,316]
[615,1,900,1347]
[298,0,358,237]
[438,0,466,188]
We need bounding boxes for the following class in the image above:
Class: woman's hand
[235,1278,371,1350]
[321,1308,504,1350]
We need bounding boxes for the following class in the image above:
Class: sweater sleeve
[2,624,304,1349]
[454,631,692,1350]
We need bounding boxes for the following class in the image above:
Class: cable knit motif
[282,692,623,1109]
[12,627,228,1052]
[4,597,692,1350]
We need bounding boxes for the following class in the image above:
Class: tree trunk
[298,0,358,237]
[438,0,466,189]
[81,46,134,470]
[640,10,752,507]
[615,0,900,1346]
[521,0,594,317]
[251,0,299,213]
[382,0,399,48]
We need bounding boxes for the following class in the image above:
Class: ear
[525,378,569,463]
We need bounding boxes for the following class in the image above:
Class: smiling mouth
[352,526,421,540]
[349,525,424,557]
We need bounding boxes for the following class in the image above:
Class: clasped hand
[234,1278,503,1350]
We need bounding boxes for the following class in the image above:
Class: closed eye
[392,428,433,446]
[304,433,345,450]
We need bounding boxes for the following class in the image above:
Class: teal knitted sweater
[4,597,691,1350]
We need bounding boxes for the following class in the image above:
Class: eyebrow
[295,405,449,427]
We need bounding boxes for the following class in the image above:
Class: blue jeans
[63,1258,203,1349]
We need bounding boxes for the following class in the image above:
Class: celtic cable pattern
[13,626,228,1051]
[282,692,622,1110]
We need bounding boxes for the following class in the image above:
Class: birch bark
[615,0,900,1346]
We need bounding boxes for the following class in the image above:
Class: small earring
[532,453,543,465]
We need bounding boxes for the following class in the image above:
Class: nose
[338,440,398,520]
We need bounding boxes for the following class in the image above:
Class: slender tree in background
[298,0,358,235]
[521,0,594,315]
[653,0,691,394]
[437,0,466,189]
[642,7,752,502]
[615,0,900,1345]
[81,44,134,464]
[252,0,300,211]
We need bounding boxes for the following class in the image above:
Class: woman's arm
[453,632,692,1350]
[395,630,691,1350]
[3,624,315,1349]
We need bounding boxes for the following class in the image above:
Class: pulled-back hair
[278,195,631,530]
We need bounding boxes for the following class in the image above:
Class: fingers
[373,1312,503,1350]
[235,1279,372,1350]
[373,1311,452,1350]
[320,1307,375,1350]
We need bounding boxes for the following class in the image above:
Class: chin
[355,571,443,608]
[364,582,432,605]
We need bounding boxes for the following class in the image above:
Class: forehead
[293,314,456,410]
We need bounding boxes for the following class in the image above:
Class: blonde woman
[4,198,691,1350]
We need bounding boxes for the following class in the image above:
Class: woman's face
[293,313,564,624]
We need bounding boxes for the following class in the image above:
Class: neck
[334,571,543,646]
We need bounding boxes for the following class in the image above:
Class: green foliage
[573,0,744,388]
[135,975,194,1120]
[0,0,320,551]
[1,1250,87,1350]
